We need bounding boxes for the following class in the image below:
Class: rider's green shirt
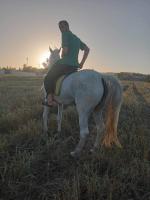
[56,31,86,67]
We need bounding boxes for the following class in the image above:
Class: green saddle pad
[55,75,66,96]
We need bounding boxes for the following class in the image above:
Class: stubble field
[0,75,150,200]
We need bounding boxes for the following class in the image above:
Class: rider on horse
[44,20,90,106]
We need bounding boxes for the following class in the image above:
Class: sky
[0,0,150,74]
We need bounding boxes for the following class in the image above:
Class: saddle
[54,75,66,96]
[54,69,78,95]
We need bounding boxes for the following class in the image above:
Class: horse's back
[63,69,121,90]
[60,69,104,106]
[65,69,102,84]
[68,69,103,92]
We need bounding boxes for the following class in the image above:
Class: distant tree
[2,67,11,74]
[22,65,41,73]
[145,75,150,82]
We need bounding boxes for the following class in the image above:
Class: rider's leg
[44,64,77,105]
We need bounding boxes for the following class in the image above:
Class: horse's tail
[101,77,122,148]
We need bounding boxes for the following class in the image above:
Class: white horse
[43,47,123,157]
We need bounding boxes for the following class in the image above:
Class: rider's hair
[58,20,69,28]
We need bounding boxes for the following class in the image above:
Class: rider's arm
[79,44,90,69]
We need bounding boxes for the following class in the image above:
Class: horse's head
[49,46,61,68]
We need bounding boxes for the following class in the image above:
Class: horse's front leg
[57,104,63,134]
[70,113,89,158]
[43,105,50,135]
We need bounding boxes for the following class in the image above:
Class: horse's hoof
[90,147,98,153]
[70,151,75,157]
[70,151,80,159]
[90,148,94,153]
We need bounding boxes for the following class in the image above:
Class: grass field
[0,75,150,200]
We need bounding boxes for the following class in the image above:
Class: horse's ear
[49,46,53,53]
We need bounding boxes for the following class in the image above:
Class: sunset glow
[0,1,150,74]
[39,51,50,67]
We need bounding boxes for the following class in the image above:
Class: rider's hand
[79,62,83,69]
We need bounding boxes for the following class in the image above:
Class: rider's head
[58,20,69,32]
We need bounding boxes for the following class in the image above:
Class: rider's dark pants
[44,63,78,95]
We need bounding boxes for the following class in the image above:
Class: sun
[39,51,50,67]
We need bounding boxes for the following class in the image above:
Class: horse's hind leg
[70,109,90,158]
[91,109,105,152]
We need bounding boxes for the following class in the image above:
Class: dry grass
[0,75,150,200]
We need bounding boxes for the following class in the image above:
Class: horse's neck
[48,56,59,70]
[48,59,56,70]
[48,60,54,70]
